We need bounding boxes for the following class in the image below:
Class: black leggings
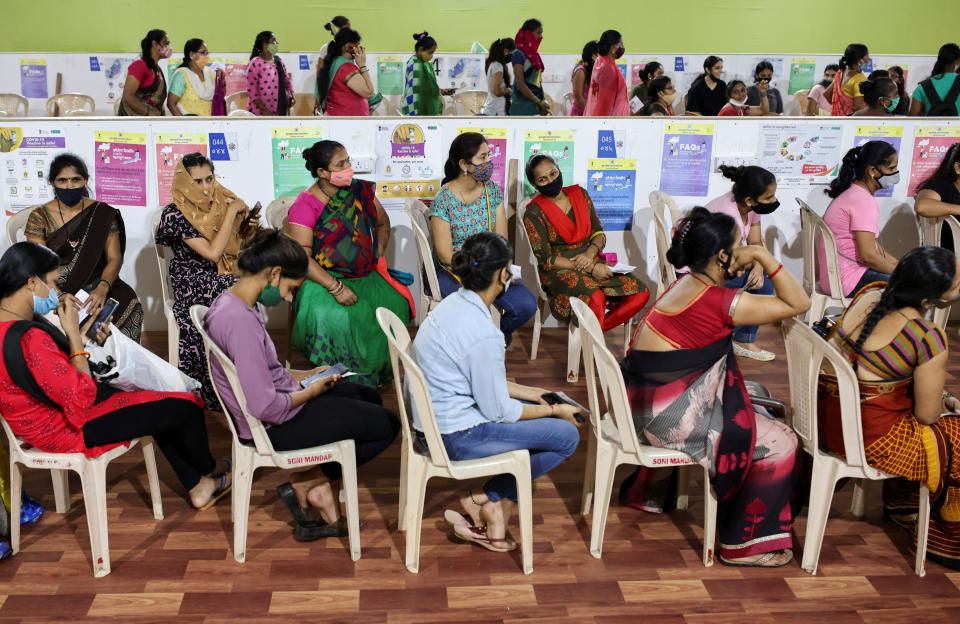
[266,382,400,481]
[82,398,216,491]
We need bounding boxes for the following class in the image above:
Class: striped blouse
[835,317,947,380]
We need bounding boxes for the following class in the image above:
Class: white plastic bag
[88,328,200,393]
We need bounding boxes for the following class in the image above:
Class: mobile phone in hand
[85,298,118,340]
[300,363,352,388]
[542,391,589,423]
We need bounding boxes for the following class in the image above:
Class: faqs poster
[587,158,637,231]
[658,122,713,197]
[523,129,575,196]
[271,127,322,198]
[908,126,960,197]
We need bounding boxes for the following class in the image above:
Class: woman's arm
[749,91,770,116]
[491,69,508,97]
[121,74,148,115]
[183,203,244,263]
[909,96,924,116]
[345,67,375,99]
[494,198,508,239]
[513,63,539,104]
[915,189,960,218]
[572,69,587,109]
[84,231,124,312]
[374,198,390,257]
[853,230,898,273]
[913,351,948,425]
[429,216,455,267]
[730,246,810,325]
[286,223,337,288]
[746,223,763,246]
[805,95,820,116]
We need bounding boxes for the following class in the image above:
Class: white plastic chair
[570,298,717,564]
[266,196,296,230]
[46,93,95,117]
[5,206,33,245]
[561,91,574,116]
[152,209,179,366]
[451,90,487,115]
[190,305,362,563]
[404,199,442,325]
[781,318,929,576]
[649,191,681,297]
[0,94,28,116]
[228,109,255,117]
[376,306,534,574]
[917,213,960,330]
[225,91,248,113]
[0,415,162,577]
[798,198,850,322]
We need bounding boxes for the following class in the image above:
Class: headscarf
[170,159,246,274]
[514,27,544,71]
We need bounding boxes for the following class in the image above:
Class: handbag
[87,329,200,393]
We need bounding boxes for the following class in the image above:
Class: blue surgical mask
[33,283,59,316]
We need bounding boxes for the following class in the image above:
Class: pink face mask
[159,46,173,59]
[329,167,354,187]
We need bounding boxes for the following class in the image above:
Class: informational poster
[0,127,67,215]
[630,58,659,87]
[908,126,960,196]
[211,58,249,95]
[457,127,507,191]
[94,130,147,207]
[19,59,48,99]
[271,127,322,198]
[440,56,483,90]
[375,122,443,207]
[757,123,844,186]
[208,132,239,162]
[597,129,625,158]
[376,55,405,96]
[155,133,208,206]
[587,158,637,231]
[522,129,575,196]
[616,62,628,82]
[854,126,903,198]
[100,57,136,104]
[659,122,714,197]
[788,58,817,94]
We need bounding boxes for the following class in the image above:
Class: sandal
[719,549,793,568]
[197,473,232,511]
[451,524,517,552]
[277,482,323,526]
[444,508,486,534]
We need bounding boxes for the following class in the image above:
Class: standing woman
[822,141,900,298]
[25,154,143,341]
[718,80,769,116]
[481,37,514,116]
[910,43,960,117]
[640,76,677,116]
[630,61,663,115]
[826,43,869,116]
[246,31,294,116]
[509,19,550,116]
[584,30,628,117]
[168,39,223,116]
[685,56,726,116]
[851,77,900,117]
[887,66,912,115]
[155,153,258,406]
[570,41,597,116]
[316,28,379,116]
[745,61,783,114]
[402,32,453,116]
[119,29,170,116]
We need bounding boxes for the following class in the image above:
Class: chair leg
[676,465,691,511]
[588,446,618,558]
[404,466,430,573]
[514,459,534,575]
[800,459,840,575]
[850,481,867,518]
[80,462,111,577]
[51,469,70,513]
[915,485,930,577]
[339,442,362,562]
[9,461,22,554]
[623,318,633,355]
[702,469,717,567]
[397,444,409,531]
[231,448,256,563]
[140,438,164,520]
[566,322,582,383]
[530,303,543,360]
[580,428,597,516]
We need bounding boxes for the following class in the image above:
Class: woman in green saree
[402,32,454,116]
[286,140,413,386]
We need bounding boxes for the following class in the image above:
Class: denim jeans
[435,268,538,339]
[847,269,890,298]
[724,271,775,343]
[435,419,580,502]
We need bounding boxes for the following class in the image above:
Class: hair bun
[413,31,429,40]
[324,22,333,32]
[717,164,744,182]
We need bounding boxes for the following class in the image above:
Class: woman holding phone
[316,27,381,116]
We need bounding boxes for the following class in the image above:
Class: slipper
[294,518,350,542]
[733,343,776,361]
[719,549,792,568]
[451,525,517,553]
[198,473,232,511]
[444,508,485,534]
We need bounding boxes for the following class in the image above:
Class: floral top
[428,180,503,252]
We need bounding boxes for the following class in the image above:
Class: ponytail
[140,29,166,73]
[930,43,960,79]
[826,140,897,198]
[717,165,776,203]
[317,28,362,110]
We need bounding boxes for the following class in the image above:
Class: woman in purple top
[205,229,399,542]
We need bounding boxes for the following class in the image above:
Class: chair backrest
[46,94,95,117]
[794,90,810,115]
[266,196,296,230]
[441,95,456,115]
[225,91,248,112]
[405,199,443,309]
[293,92,316,116]
[797,198,846,301]
[782,318,870,469]
[152,209,175,317]
[515,197,547,298]
[452,90,487,115]
[5,206,34,246]
[376,306,453,469]
[561,91,574,115]
[649,190,679,296]
[228,109,255,117]
[917,214,960,328]
[544,93,556,115]
[0,94,28,116]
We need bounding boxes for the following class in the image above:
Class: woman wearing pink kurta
[246,31,294,116]
[584,30,629,117]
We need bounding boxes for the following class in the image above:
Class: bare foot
[460,491,488,529]
[479,498,516,549]
[189,474,230,509]
[306,481,340,524]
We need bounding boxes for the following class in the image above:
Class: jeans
[433,419,580,502]
[435,268,538,339]
[847,269,890,298]
[724,271,775,343]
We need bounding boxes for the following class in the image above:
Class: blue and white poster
[587,158,637,231]
[208,132,239,161]
[19,59,48,99]
[659,122,714,197]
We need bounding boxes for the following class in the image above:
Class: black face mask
[54,186,86,207]
[536,172,563,197]
[751,199,780,215]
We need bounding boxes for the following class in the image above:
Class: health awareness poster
[155,133,208,206]
[658,122,713,197]
[523,130,575,196]
[375,122,443,208]
[854,126,903,198]
[458,127,507,192]
[630,59,659,87]
[376,56,405,96]
[1,127,67,215]
[440,57,483,90]
[757,124,844,186]
[271,127,322,198]
[216,58,249,95]
[94,131,147,206]
[788,58,817,94]
[19,59,48,99]
[99,57,136,104]
[587,158,637,231]
[908,126,960,196]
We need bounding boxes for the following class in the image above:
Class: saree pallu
[830,71,855,117]
[621,337,797,558]
[818,375,960,569]
[45,203,143,341]
[118,70,166,116]
[402,56,442,116]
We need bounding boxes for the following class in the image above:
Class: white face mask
[729,97,747,107]
[875,170,900,189]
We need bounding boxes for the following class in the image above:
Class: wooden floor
[1,325,959,623]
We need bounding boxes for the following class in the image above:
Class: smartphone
[300,363,352,388]
[85,298,119,340]
[542,391,588,423]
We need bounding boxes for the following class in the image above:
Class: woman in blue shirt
[412,232,581,552]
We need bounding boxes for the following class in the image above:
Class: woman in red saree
[819,246,960,570]
[623,207,809,567]
[584,30,629,117]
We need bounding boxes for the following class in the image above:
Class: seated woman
[316,28,380,116]
[914,142,960,251]
[413,232,581,552]
[430,132,537,343]
[155,153,257,406]
[167,38,223,116]
[851,76,899,117]
[523,154,648,330]
[819,246,960,570]
[717,79,769,116]
[704,165,780,361]
[286,140,413,386]
[822,141,900,298]
[401,32,454,116]
[639,76,677,117]
[0,242,229,510]
[205,229,398,541]
[26,154,143,341]
[623,207,809,567]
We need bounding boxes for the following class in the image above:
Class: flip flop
[451,524,517,553]
[444,508,485,534]
[198,473,232,511]
[719,549,793,568]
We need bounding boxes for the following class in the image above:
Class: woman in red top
[119,29,171,116]
[0,242,229,510]
[718,80,769,117]
[622,207,809,567]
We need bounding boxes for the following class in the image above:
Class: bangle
[768,263,784,279]
[94,278,111,291]
[550,404,556,416]
[69,351,90,360]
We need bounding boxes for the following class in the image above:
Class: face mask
[661,91,677,105]
[267,43,280,55]
[751,200,780,215]
[54,186,85,206]
[471,161,494,182]
[159,46,173,59]
[329,167,354,187]
[257,283,283,307]
[614,44,625,60]
[536,172,563,198]
[884,96,901,113]
[501,270,511,294]
[874,170,900,189]
[729,97,747,107]
[194,55,210,68]
[32,282,59,316]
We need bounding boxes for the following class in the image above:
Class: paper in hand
[76,289,90,324]
[630,96,644,114]
[610,262,636,274]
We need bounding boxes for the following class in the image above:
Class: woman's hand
[441,88,456,96]
[757,80,770,94]
[81,317,112,347]
[729,245,769,275]
[354,45,367,68]
[571,252,595,272]
[56,293,82,330]
[944,394,960,414]
[591,263,614,281]
[333,284,358,306]
[306,374,340,397]
[553,403,584,427]
[538,99,551,115]
[744,263,765,290]
[84,284,108,316]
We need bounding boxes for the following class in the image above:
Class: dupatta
[831,71,856,117]
[585,56,629,116]
[402,56,442,116]
[530,185,592,244]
